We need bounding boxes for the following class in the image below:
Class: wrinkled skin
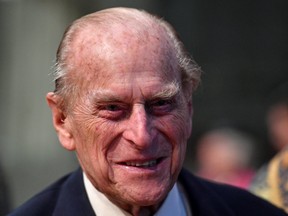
[47,22,193,215]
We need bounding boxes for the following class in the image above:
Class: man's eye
[95,104,127,120]
[105,104,121,111]
[148,99,174,115]
[153,100,171,107]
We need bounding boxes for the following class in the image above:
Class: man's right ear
[46,92,76,151]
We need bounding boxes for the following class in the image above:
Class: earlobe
[46,92,76,151]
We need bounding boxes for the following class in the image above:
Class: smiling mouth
[120,158,164,168]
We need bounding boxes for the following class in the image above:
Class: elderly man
[9,7,287,216]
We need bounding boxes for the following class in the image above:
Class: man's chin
[108,160,174,206]
[109,185,169,212]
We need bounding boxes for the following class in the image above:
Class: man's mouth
[125,160,157,168]
[119,158,164,168]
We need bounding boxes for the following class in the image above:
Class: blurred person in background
[266,100,288,152]
[250,83,288,213]
[195,127,255,189]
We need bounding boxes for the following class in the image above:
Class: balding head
[53,7,201,110]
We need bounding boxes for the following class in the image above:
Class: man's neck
[83,172,188,216]
[127,204,160,216]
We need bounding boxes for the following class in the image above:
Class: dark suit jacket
[8,168,287,216]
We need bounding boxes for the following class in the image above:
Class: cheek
[157,112,189,169]
[159,111,190,143]
[72,116,119,173]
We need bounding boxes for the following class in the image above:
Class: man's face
[61,27,192,209]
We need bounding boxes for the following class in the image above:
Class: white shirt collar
[83,172,189,216]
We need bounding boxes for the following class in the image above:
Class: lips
[118,157,164,168]
[125,160,157,168]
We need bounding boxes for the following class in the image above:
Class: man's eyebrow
[88,89,122,103]
[87,81,181,102]
[149,81,181,100]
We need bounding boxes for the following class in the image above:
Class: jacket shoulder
[179,169,287,216]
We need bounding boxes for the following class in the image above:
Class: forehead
[67,21,180,90]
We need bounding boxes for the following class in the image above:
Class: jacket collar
[53,168,95,216]
[178,169,235,216]
[52,168,235,216]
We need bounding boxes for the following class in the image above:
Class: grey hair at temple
[52,7,202,108]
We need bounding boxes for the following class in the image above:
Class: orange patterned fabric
[250,148,288,213]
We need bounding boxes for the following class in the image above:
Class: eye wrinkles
[87,82,181,120]
[94,98,177,120]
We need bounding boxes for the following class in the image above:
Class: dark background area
[0,0,287,210]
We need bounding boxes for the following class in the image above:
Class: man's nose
[123,104,153,149]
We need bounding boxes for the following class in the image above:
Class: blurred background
[0,0,287,212]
